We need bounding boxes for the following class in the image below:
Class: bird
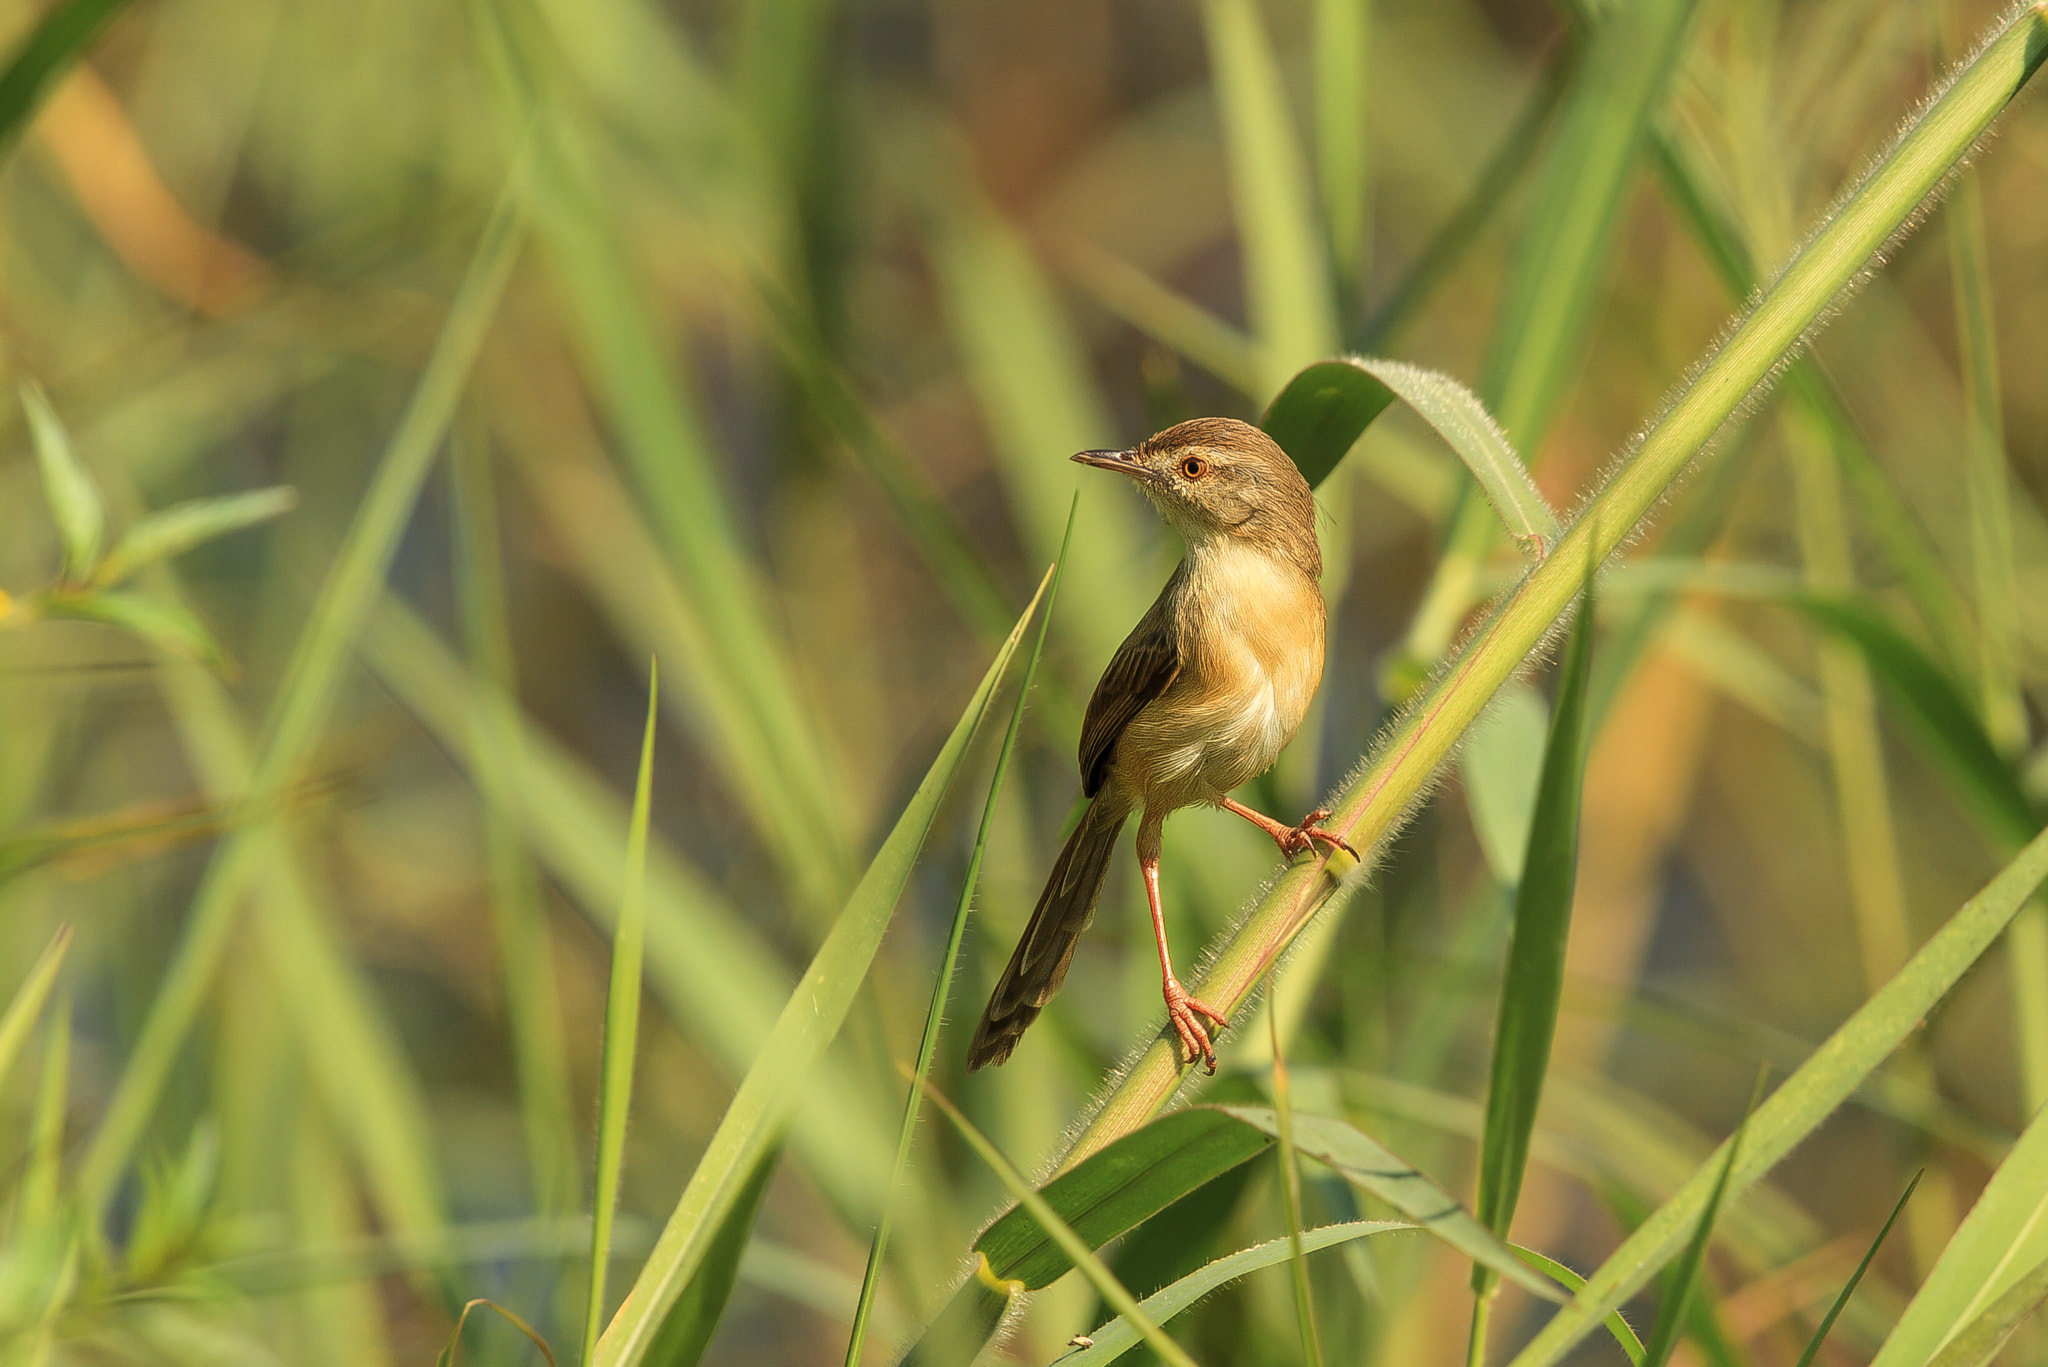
[968,417,1353,1074]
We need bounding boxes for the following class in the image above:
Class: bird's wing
[1079,607,1180,796]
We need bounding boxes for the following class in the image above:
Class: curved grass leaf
[1062,1220,1412,1366]
[437,1297,558,1367]
[1512,1246,1643,1366]
[1504,820,2048,1367]
[1794,1171,1919,1367]
[643,1144,780,1367]
[93,487,297,587]
[919,1079,1200,1367]
[22,381,104,582]
[1221,1107,1562,1303]
[842,500,1073,1367]
[1260,357,1557,556]
[37,589,222,664]
[1059,3,2048,1177]
[1473,588,1595,1307]
[581,665,658,1366]
[1871,1099,2048,1365]
[590,568,1053,1367]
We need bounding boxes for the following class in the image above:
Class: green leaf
[843,499,1073,1367]
[1504,819,2048,1367]
[590,569,1052,1366]
[1925,1255,2048,1367]
[1794,1171,1919,1367]
[1063,1220,1412,1366]
[1059,0,2048,1180]
[583,663,658,1366]
[1639,1077,1755,1367]
[0,926,71,1100]
[1201,0,1339,394]
[22,381,105,581]
[1313,0,1370,303]
[437,1298,558,1367]
[1871,1099,2048,1365]
[921,1079,1201,1367]
[0,0,132,163]
[1473,588,1594,1302]
[1460,683,1549,887]
[977,1108,1273,1292]
[40,589,224,664]
[643,1144,780,1367]
[1260,357,1558,556]
[1220,1107,1563,1304]
[93,486,298,587]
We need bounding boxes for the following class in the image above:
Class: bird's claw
[1163,977,1229,1074]
[1276,808,1359,861]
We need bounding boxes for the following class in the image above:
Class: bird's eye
[1179,455,1209,480]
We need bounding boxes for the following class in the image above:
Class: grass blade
[1926,1255,2048,1367]
[0,926,71,1101]
[1314,0,1370,314]
[642,1144,780,1367]
[1511,1247,1643,1366]
[76,164,526,1221]
[37,589,222,665]
[582,663,658,1365]
[1201,0,1340,394]
[438,1298,558,1367]
[1471,586,1595,1320]
[1794,1171,1920,1367]
[1058,0,2048,1179]
[915,1077,1202,1367]
[1459,683,1548,887]
[1503,822,2048,1367]
[1063,1220,1411,1366]
[22,381,104,582]
[842,500,1074,1366]
[92,486,297,588]
[590,569,1053,1366]
[1871,1098,2048,1365]
[1269,1016,1326,1367]
[1638,1072,1761,1367]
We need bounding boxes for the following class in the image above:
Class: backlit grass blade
[1471,588,1595,1321]
[641,1145,781,1367]
[0,0,132,163]
[1201,0,1340,394]
[1925,1256,2048,1367]
[582,663,658,1366]
[76,166,527,1220]
[437,1298,558,1367]
[0,926,70,1100]
[842,500,1072,1367]
[1794,1171,1919,1367]
[1870,1098,2048,1365]
[1638,1074,1758,1367]
[1269,1018,1326,1367]
[1058,0,2048,1177]
[1511,1247,1643,1365]
[914,1077,1201,1367]
[1503,823,2048,1367]
[1062,1220,1412,1367]
[91,486,297,588]
[590,569,1052,1366]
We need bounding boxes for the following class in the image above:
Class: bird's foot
[1274,808,1359,861]
[1162,977,1229,1074]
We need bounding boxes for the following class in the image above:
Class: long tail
[968,796,1129,1069]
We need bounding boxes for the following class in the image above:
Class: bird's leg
[1215,795,1359,861]
[1138,823,1228,1073]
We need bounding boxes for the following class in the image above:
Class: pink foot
[1163,978,1230,1074]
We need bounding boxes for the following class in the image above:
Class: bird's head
[1072,417,1320,577]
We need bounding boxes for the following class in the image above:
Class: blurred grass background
[0,0,2045,1362]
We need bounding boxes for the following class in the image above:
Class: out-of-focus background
[1,0,2045,1362]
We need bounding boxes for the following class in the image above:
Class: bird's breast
[1116,543,1324,805]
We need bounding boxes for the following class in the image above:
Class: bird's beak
[1071,448,1160,483]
